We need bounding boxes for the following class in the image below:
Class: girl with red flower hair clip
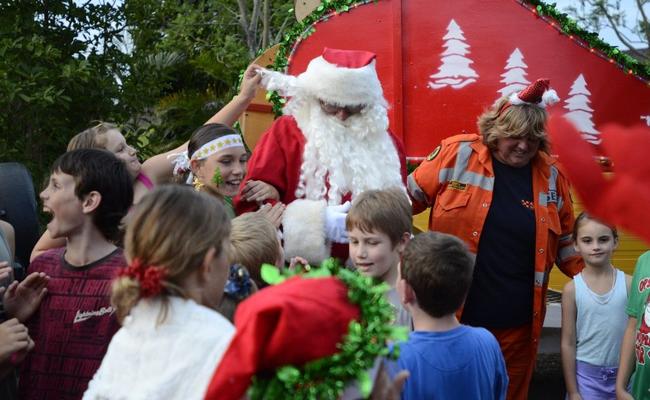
[83,185,234,400]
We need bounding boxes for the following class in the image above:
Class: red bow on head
[119,259,167,298]
[547,115,650,245]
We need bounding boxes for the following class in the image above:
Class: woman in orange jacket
[407,79,583,400]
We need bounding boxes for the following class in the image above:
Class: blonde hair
[229,213,280,287]
[477,96,549,152]
[346,188,412,247]
[67,122,118,151]
[112,185,231,323]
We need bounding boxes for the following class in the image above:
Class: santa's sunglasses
[318,100,366,117]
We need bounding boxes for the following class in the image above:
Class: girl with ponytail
[83,185,234,400]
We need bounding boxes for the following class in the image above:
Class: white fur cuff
[282,199,330,265]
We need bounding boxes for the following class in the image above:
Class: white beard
[288,97,405,205]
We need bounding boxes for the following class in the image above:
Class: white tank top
[574,269,628,367]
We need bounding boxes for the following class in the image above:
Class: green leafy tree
[119,0,292,154]
[0,0,127,183]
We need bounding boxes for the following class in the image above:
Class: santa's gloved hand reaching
[324,202,351,243]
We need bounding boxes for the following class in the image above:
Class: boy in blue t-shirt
[391,231,508,399]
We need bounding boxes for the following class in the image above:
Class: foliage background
[0,0,292,189]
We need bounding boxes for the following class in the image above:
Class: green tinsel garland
[262,0,649,116]
[524,0,650,80]
[249,258,408,400]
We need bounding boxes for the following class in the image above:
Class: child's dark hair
[187,123,241,159]
[401,231,475,318]
[51,149,133,241]
[572,211,618,241]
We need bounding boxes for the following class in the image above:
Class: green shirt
[626,251,650,399]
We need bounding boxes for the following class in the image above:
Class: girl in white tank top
[561,212,631,400]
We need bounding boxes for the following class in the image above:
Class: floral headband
[168,134,245,181]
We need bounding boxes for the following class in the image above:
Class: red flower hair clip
[119,259,167,298]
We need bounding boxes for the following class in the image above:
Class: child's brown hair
[401,231,475,318]
[67,122,118,151]
[345,188,412,247]
[572,211,618,242]
[112,185,231,323]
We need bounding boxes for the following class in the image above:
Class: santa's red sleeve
[234,116,303,214]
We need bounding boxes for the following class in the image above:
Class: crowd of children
[0,52,649,400]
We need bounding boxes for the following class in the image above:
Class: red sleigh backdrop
[244,0,650,162]
[238,0,650,290]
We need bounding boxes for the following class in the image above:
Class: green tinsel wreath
[249,258,408,399]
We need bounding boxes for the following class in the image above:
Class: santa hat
[204,263,402,400]
[507,78,560,108]
[260,48,387,107]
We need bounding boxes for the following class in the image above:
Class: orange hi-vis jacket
[408,133,583,349]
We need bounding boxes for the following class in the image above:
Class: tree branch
[594,2,648,61]
[273,14,292,44]
[262,0,269,49]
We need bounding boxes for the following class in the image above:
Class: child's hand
[243,180,280,202]
[239,64,262,101]
[11,335,35,365]
[0,318,31,364]
[288,257,309,271]
[0,261,13,287]
[616,389,634,400]
[567,393,582,400]
[3,272,50,322]
[256,203,285,229]
[370,361,409,400]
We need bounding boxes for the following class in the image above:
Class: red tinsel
[119,259,167,298]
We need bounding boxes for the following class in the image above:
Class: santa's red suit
[234,115,406,263]
[234,48,407,264]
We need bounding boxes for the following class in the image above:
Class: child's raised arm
[30,230,66,262]
[141,63,262,186]
[560,281,582,400]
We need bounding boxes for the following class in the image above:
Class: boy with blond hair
[392,231,508,399]
[346,188,412,327]
[229,212,282,288]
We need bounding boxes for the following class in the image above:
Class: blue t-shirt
[389,325,508,400]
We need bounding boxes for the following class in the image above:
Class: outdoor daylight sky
[554,0,649,49]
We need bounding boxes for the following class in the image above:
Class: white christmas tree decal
[497,48,530,98]
[564,74,600,145]
[428,19,478,90]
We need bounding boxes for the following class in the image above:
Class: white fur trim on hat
[542,89,560,106]
[296,57,387,107]
[282,199,330,265]
[259,69,299,97]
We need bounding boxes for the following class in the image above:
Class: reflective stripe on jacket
[408,133,583,349]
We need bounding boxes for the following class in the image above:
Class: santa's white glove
[324,202,351,244]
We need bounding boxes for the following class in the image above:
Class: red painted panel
[286,0,650,159]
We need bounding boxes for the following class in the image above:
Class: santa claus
[234,48,406,264]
